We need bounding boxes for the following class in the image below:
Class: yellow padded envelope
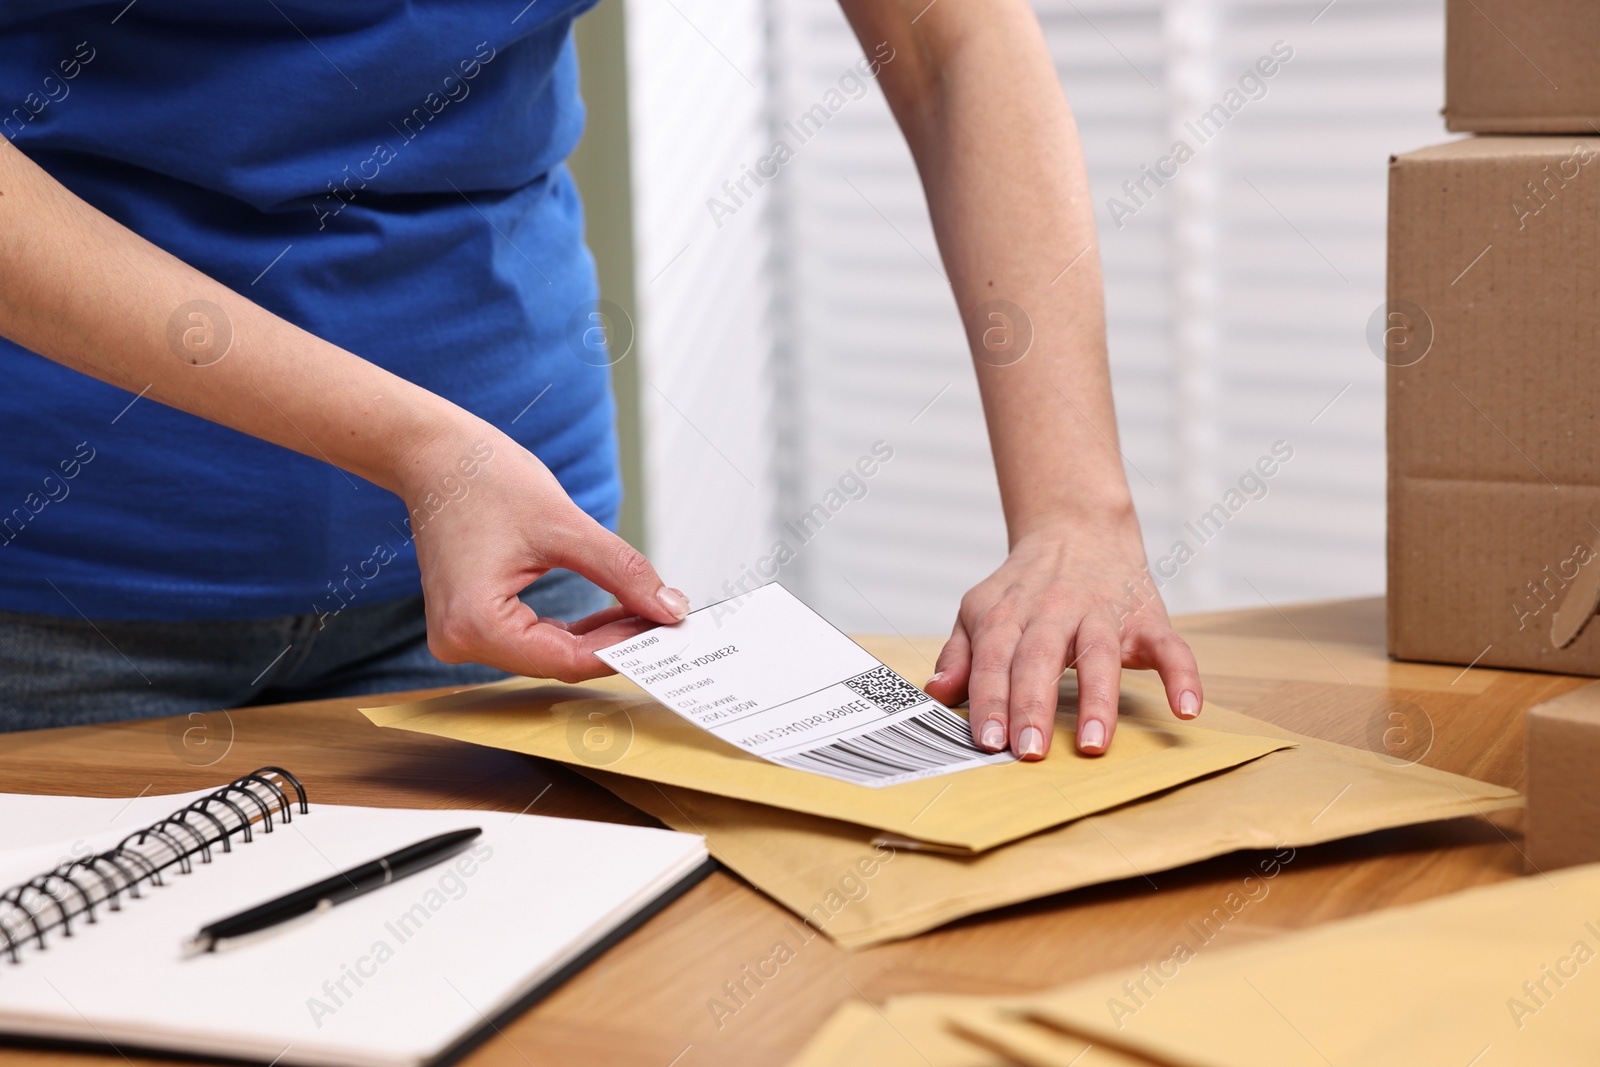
[786,994,1155,1067]
[361,670,1290,853]
[945,862,1600,1067]
[579,666,1520,948]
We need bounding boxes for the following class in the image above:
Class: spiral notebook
[0,769,711,1067]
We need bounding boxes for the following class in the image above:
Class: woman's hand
[399,423,687,682]
[834,0,1197,757]
[923,506,1202,760]
[0,139,683,685]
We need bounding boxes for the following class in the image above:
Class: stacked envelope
[363,635,1517,950]
[789,861,1600,1066]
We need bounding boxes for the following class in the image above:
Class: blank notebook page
[0,803,707,1067]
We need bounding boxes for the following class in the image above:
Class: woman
[0,0,1201,756]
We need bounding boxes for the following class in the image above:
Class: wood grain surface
[0,598,1581,1067]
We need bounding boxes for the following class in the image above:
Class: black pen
[181,828,482,954]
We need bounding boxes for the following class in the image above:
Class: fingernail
[926,671,945,687]
[1018,725,1045,758]
[1079,719,1107,751]
[980,720,1006,751]
[657,586,689,619]
[1179,690,1201,719]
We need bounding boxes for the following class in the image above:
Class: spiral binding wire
[0,767,307,964]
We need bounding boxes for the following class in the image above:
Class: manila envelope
[361,670,1289,853]
[786,994,1155,1067]
[579,666,1520,949]
[943,861,1600,1067]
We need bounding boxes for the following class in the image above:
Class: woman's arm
[0,138,688,676]
[836,0,1203,756]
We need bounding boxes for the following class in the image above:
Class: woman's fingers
[425,579,612,682]
[497,606,661,682]
[926,617,973,711]
[1126,623,1203,719]
[966,613,1023,754]
[435,604,661,683]
[1006,621,1070,759]
[405,438,690,684]
[572,614,664,652]
[430,608,592,681]
[1069,616,1124,755]
[548,519,688,626]
[564,603,639,635]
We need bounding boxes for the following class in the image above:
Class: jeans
[0,569,610,732]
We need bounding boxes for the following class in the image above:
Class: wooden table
[0,598,1584,1067]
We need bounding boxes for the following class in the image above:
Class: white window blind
[758,0,1450,632]
[622,0,780,605]
[623,0,1450,631]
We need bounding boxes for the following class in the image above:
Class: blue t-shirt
[0,0,618,620]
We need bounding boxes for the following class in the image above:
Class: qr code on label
[843,665,928,714]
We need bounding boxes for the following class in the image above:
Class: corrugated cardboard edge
[1525,679,1600,873]
[1383,145,1404,665]
[1444,113,1600,134]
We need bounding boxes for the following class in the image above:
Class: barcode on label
[775,704,987,785]
[843,665,927,714]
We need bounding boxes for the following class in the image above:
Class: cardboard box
[1446,0,1600,133]
[1526,681,1600,871]
[1387,136,1600,675]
